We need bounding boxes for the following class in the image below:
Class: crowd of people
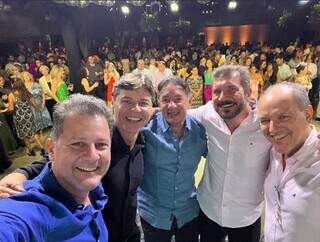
[0,38,319,242]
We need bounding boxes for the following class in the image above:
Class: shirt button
[175,187,178,190]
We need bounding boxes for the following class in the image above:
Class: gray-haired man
[0,94,113,241]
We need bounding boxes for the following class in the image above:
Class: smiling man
[0,94,113,241]
[258,82,320,242]
[189,65,271,242]
[0,74,156,242]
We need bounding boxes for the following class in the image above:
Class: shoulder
[188,102,213,121]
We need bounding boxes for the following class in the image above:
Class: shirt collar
[112,127,145,153]
[157,112,191,133]
[24,163,107,212]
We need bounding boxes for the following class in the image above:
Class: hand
[0,172,27,198]
[93,82,99,88]
[0,121,3,126]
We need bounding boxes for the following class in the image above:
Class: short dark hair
[158,76,190,95]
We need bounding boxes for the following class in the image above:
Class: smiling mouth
[76,166,99,172]
[126,117,142,122]
[218,101,236,109]
[271,133,288,141]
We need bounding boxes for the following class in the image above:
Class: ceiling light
[170,2,179,12]
[298,0,309,5]
[121,5,130,15]
[228,0,237,10]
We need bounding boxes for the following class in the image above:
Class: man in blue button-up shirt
[138,76,207,242]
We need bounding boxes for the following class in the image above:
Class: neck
[118,128,139,150]
[72,192,91,205]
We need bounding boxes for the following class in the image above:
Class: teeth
[222,104,234,108]
[76,167,98,172]
[126,117,141,121]
[272,134,287,140]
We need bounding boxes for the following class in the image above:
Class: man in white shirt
[258,82,320,242]
[189,65,271,242]
[151,61,173,88]
[132,59,151,78]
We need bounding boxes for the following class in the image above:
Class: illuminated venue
[0,1,320,242]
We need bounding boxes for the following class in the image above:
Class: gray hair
[212,65,250,92]
[113,73,156,103]
[157,76,190,95]
[51,94,114,140]
[262,82,310,110]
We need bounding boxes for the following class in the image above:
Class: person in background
[152,60,173,89]
[0,94,112,241]
[85,55,105,99]
[258,82,320,242]
[249,64,264,99]
[7,78,36,156]
[104,62,120,107]
[187,65,204,108]
[203,59,214,104]
[276,54,293,83]
[51,65,69,103]
[305,54,319,113]
[294,64,312,91]
[38,65,55,119]
[263,62,278,90]
[0,73,17,156]
[21,71,52,154]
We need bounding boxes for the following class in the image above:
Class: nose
[168,100,177,108]
[269,120,276,133]
[131,102,142,112]
[87,144,100,161]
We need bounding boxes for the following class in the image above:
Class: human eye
[69,142,85,149]
[161,97,170,103]
[139,100,152,107]
[227,85,238,93]
[174,96,183,103]
[95,142,110,150]
[213,88,221,95]
[279,114,290,121]
[121,99,132,105]
[260,118,270,125]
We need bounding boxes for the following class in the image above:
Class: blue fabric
[0,163,108,242]
[138,112,207,230]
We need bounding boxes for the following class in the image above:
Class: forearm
[15,158,48,180]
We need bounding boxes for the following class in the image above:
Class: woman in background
[0,74,17,156]
[187,65,203,108]
[203,59,214,103]
[7,78,36,156]
[104,62,119,107]
[50,65,69,103]
[22,71,52,154]
[38,65,55,119]
[249,64,264,99]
